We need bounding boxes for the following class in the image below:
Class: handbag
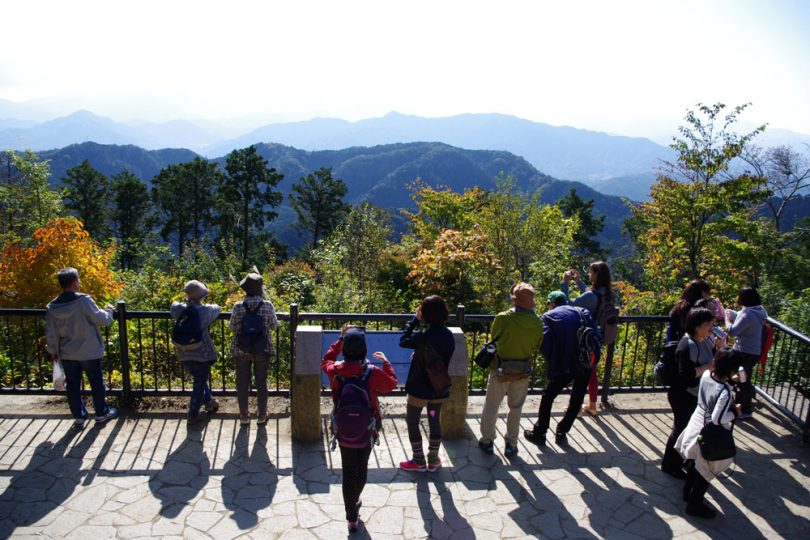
[415,343,451,395]
[698,386,736,461]
[474,340,497,369]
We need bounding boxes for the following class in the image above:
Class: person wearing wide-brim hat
[170,279,221,424]
[229,272,278,426]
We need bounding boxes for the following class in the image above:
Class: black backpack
[654,340,680,386]
[237,301,269,354]
[172,304,203,351]
[575,308,601,374]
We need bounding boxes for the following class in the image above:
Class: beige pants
[479,370,530,445]
[235,352,270,416]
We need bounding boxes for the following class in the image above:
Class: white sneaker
[95,406,118,424]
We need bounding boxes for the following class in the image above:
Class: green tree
[288,167,349,250]
[0,150,63,246]
[557,187,606,266]
[217,145,284,268]
[630,103,768,296]
[62,160,110,239]
[110,170,154,270]
[152,157,221,256]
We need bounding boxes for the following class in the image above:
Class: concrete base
[441,374,469,439]
[291,374,321,442]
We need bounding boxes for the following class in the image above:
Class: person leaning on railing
[661,307,723,479]
[170,280,221,425]
[230,272,278,427]
[724,287,767,421]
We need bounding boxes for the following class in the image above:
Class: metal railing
[1,304,808,440]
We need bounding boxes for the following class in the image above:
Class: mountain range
[4,106,809,201]
[37,141,632,252]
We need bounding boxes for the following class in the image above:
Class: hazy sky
[1,0,808,140]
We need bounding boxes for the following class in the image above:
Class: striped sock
[410,440,425,465]
[427,437,441,463]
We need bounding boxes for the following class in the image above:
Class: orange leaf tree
[0,217,122,308]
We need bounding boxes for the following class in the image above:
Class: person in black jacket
[398,295,455,472]
[661,307,725,478]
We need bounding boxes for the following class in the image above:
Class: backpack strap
[244,300,262,315]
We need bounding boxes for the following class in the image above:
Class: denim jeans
[61,359,109,419]
[184,361,213,417]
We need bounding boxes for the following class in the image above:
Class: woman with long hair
[561,260,612,416]
[669,279,711,342]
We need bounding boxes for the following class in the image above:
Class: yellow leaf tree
[0,218,122,308]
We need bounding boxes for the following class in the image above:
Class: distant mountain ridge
[36,141,632,252]
[5,108,809,202]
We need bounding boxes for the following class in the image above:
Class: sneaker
[187,413,205,426]
[239,414,251,426]
[685,501,717,519]
[427,457,442,472]
[504,443,518,457]
[73,417,88,429]
[555,432,568,446]
[736,412,753,420]
[95,407,118,424]
[399,460,427,472]
[257,413,269,425]
[205,400,220,415]
[356,499,362,517]
[524,430,546,447]
[348,520,359,532]
[478,440,495,455]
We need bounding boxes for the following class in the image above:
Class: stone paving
[0,394,808,539]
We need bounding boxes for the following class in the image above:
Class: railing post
[116,300,133,406]
[456,304,466,326]
[600,342,615,407]
[289,303,298,396]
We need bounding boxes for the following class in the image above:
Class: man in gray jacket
[170,280,221,424]
[45,267,118,428]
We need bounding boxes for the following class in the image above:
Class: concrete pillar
[291,325,323,442]
[441,327,469,439]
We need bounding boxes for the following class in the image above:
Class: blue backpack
[237,301,269,354]
[172,304,203,351]
[330,365,376,449]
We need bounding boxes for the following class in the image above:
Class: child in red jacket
[322,326,397,533]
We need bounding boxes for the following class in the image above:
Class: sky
[1,0,808,142]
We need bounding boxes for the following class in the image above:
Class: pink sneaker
[427,457,442,472]
[399,460,427,472]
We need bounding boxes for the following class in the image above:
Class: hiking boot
[73,417,87,429]
[95,407,118,424]
[555,432,568,446]
[427,457,442,472]
[205,400,220,415]
[257,413,269,425]
[478,440,495,455]
[685,501,717,519]
[504,443,519,457]
[524,430,546,447]
[399,460,427,472]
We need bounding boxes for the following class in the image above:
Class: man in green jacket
[478,282,543,457]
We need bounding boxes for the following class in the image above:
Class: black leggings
[339,444,372,521]
[662,388,697,471]
[406,401,442,463]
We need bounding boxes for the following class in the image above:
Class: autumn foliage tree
[0,218,122,308]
